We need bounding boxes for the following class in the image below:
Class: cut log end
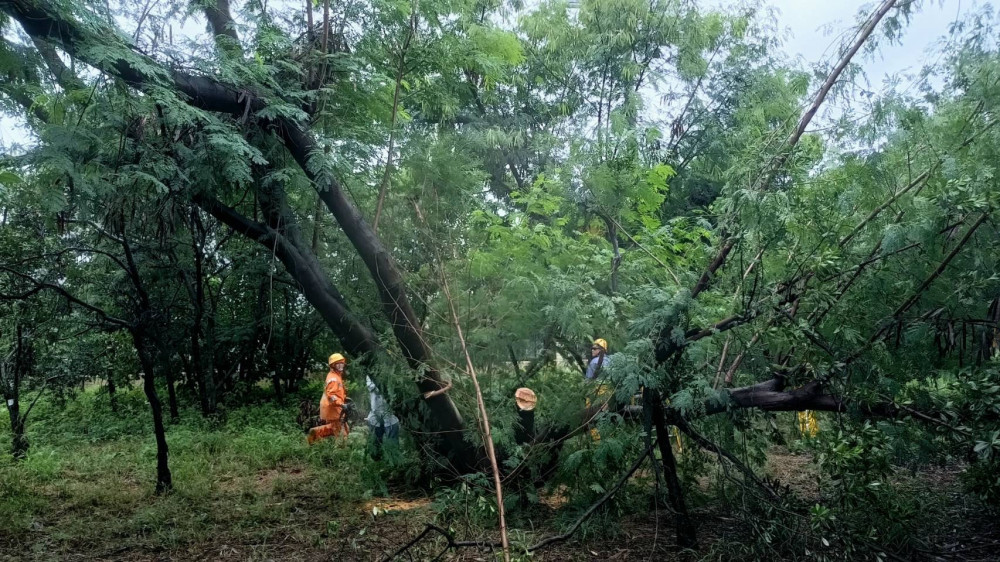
[515,387,537,411]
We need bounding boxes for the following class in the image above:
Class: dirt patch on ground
[765,447,819,501]
[253,466,310,493]
[80,507,728,562]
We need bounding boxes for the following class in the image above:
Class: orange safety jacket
[319,369,346,422]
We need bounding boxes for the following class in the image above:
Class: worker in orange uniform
[307,353,349,444]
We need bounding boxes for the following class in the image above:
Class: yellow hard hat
[593,338,608,352]
[328,353,346,366]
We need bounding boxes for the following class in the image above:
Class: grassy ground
[0,384,741,561]
[2,385,998,561]
[0,385,414,560]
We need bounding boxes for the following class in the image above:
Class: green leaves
[466,25,524,77]
[0,171,21,187]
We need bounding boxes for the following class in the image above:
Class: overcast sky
[0,1,977,150]
[764,0,966,85]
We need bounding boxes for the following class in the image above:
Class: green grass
[4,386,992,561]
[0,385,424,559]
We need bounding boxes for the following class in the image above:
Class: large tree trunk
[132,331,173,494]
[648,389,697,549]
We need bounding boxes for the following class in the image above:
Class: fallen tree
[1,0,480,470]
[4,0,994,555]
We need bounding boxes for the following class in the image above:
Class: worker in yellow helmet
[585,338,610,441]
[585,338,608,381]
[307,353,349,444]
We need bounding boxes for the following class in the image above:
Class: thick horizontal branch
[698,377,895,418]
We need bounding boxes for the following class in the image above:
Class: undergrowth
[0,383,422,558]
[2,384,993,561]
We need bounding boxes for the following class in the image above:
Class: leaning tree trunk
[6,0,475,471]
[200,180,482,471]
[132,330,172,494]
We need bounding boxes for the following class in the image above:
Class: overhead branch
[761,0,899,188]
[690,237,736,300]
[843,211,990,366]
[672,0,900,334]
[838,117,998,249]
[198,0,241,53]
[29,35,86,91]
[839,170,931,248]
[194,194,378,356]
[373,0,418,233]
[0,266,132,329]
[0,81,49,122]
[698,377,894,418]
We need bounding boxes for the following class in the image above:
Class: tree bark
[648,388,697,549]
[201,0,239,43]
[132,331,172,494]
[5,395,28,458]
[10,414,28,458]
[189,208,217,416]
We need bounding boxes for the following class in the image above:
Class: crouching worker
[366,376,399,459]
[307,353,349,444]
